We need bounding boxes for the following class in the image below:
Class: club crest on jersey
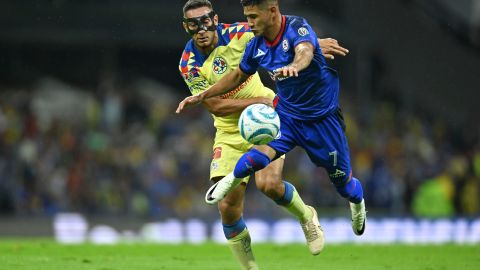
[282,39,289,52]
[213,57,227,74]
[298,27,309,36]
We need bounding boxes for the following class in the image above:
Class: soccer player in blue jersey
[178,1,349,267]
[176,0,367,243]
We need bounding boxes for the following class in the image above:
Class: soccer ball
[238,104,280,145]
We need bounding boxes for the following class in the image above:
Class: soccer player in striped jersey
[179,1,348,269]
[177,0,367,255]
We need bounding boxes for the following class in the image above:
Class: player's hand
[176,94,203,113]
[319,38,349,60]
[273,64,299,80]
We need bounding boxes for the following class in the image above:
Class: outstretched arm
[318,38,349,60]
[176,68,250,113]
[203,96,272,117]
[274,41,314,80]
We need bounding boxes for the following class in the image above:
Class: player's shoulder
[179,43,203,85]
[219,22,251,33]
[179,40,195,60]
[285,15,310,31]
[179,40,199,73]
[218,22,253,44]
[284,15,314,39]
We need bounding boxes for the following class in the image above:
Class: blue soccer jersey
[239,15,340,120]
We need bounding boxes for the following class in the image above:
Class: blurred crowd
[0,77,479,220]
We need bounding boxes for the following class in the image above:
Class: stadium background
[0,0,479,245]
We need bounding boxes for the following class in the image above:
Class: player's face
[243,4,275,36]
[183,7,218,49]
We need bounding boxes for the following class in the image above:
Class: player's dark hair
[183,0,213,16]
[240,0,277,7]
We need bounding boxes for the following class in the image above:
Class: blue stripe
[275,181,294,206]
[223,217,247,239]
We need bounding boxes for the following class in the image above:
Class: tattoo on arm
[292,42,314,72]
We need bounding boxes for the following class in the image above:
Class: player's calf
[334,176,363,204]
[334,176,367,236]
[224,217,259,270]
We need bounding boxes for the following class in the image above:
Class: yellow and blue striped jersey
[179,22,275,133]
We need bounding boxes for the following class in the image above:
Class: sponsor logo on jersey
[213,147,222,159]
[267,70,288,82]
[254,48,266,58]
[188,80,209,92]
[183,69,199,83]
[213,57,227,74]
[298,27,309,36]
[282,39,289,52]
[219,76,253,99]
[267,71,275,81]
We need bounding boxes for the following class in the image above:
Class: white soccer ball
[238,104,280,145]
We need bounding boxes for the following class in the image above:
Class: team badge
[213,57,227,74]
[282,39,289,52]
[298,27,309,36]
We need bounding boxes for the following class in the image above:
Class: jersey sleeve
[290,18,319,48]
[234,23,255,47]
[179,49,211,95]
[239,40,259,75]
[179,67,211,95]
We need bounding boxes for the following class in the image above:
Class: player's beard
[194,31,216,49]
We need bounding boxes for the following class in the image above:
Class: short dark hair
[240,0,277,7]
[183,0,213,16]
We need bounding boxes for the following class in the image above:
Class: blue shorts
[268,109,352,186]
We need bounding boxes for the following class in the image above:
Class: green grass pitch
[0,239,479,270]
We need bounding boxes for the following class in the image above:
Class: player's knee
[218,199,241,213]
[256,174,283,199]
[218,198,243,223]
[218,188,243,209]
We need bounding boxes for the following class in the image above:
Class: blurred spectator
[412,172,454,218]
[0,76,478,219]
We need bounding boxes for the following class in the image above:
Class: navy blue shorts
[268,109,352,186]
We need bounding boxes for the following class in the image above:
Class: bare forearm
[205,97,271,117]
[274,42,315,80]
[199,69,249,100]
[291,42,314,72]
[175,68,251,114]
